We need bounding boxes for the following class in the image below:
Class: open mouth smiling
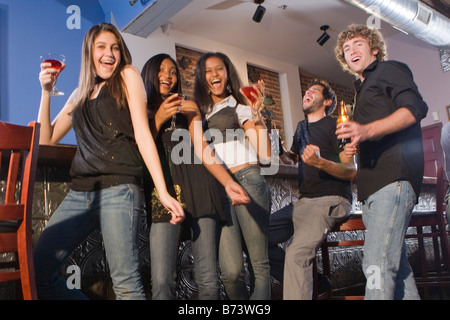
[210,79,223,90]
[160,79,171,87]
[100,59,115,67]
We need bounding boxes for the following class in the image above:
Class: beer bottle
[336,100,351,147]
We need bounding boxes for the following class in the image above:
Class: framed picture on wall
[447,105,450,121]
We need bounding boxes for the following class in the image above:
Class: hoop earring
[226,84,232,95]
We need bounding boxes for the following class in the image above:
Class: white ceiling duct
[345,0,450,71]
[345,0,450,49]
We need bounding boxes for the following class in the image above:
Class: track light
[317,25,330,46]
[253,0,266,23]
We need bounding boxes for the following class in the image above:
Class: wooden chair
[406,166,450,299]
[0,121,40,300]
[313,213,366,300]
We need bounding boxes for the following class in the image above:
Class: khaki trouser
[283,195,350,300]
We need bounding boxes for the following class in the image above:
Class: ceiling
[160,0,406,87]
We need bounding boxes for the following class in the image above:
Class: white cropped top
[205,96,258,169]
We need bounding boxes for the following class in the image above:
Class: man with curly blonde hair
[335,25,428,300]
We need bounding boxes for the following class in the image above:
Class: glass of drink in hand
[336,101,351,147]
[40,53,65,97]
[241,83,265,117]
[162,93,186,131]
[241,85,258,104]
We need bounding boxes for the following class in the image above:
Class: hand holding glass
[241,85,258,104]
[241,81,265,117]
[40,53,65,97]
[162,93,186,131]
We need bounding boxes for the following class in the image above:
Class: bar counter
[0,145,439,299]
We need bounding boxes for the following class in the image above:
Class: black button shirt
[353,60,428,201]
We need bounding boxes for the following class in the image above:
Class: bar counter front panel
[0,145,438,299]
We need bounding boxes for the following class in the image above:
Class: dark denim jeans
[218,165,271,300]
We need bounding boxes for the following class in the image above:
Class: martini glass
[40,53,65,96]
[162,93,186,131]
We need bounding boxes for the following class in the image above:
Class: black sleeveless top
[70,85,143,191]
[147,114,227,224]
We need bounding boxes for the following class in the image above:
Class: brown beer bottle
[336,100,351,147]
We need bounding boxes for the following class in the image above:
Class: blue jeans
[361,181,420,300]
[150,216,220,299]
[218,165,271,300]
[33,184,146,300]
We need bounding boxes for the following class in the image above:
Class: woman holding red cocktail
[141,53,249,300]
[34,23,184,300]
[194,52,272,300]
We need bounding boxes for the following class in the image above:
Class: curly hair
[334,24,387,75]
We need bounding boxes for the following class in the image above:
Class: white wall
[123,28,304,148]
[386,32,450,127]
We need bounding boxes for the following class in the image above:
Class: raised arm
[336,107,417,149]
[150,93,184,138]
[241,80,271,164]
[37,61,74,145]
[301,144,356,181]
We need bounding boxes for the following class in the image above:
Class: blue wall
[0,0,109,144]
[98,0,156,30]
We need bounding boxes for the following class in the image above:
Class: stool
[313,213,366,300]
[406,167,450,299]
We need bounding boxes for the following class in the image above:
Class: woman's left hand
[240,79,265,120]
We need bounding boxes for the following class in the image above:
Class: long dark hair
[73,22,132,110]
[141,53,181,118]
[193,52,246,116]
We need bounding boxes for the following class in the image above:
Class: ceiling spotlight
[317,25,330,46]
[253,0,266,23]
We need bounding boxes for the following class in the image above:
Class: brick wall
[175,46,204,101]
[247,64,284,140]
[174,46,354,143]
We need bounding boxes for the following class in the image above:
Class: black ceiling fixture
[253,0,266,23]
[317,25,330,46]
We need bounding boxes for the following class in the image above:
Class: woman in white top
[194,52,272,299]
